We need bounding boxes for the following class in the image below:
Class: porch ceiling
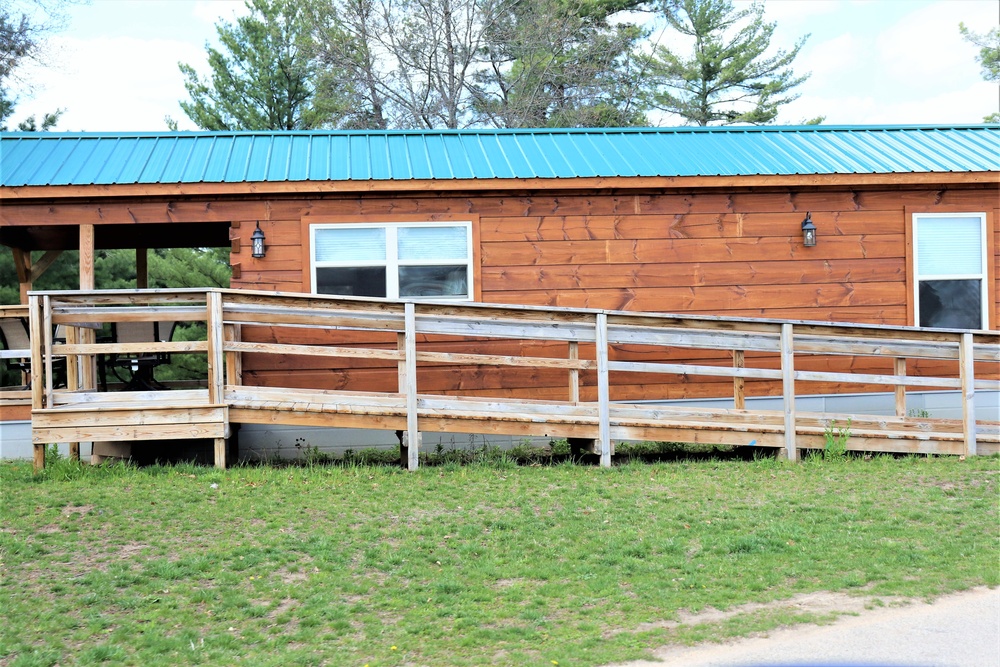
[0,222,229,251]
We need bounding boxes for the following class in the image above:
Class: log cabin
[1,125,998,465]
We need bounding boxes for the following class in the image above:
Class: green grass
[1,454,998,666]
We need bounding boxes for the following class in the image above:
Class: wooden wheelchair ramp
[17,289,999,470]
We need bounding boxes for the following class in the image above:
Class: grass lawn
[1,453,998,666]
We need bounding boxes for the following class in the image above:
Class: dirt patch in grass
[61,503,94,516]
[608,590,909,640]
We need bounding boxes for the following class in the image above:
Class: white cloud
[798,32,865,81]
[876,3,982,83]
[14,34,206,131]
[192,0,248,27]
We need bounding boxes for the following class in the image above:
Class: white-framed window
[310,221,473,300]
[913,212,988,329]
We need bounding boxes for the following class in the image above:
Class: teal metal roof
[1,125,997,187]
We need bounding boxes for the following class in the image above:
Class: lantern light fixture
[251,222,266,258]
[801,212,817,247]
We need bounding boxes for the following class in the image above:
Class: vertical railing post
[29,295,44,472]
[224,323,243,387]
[568,341,580,404]
[404,303,420,471]
[596,313,611,468]
[733,349,746,410]
[894,358,907,417]
[43,295,53,411]
[206,291,224,405]
[780,323,798,461]
[959,333,977,457]
[207,291,227,469]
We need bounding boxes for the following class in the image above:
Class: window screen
[312,222,473,300]
[914,214,987,330]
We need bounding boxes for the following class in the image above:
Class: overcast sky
[9,0,1000,132]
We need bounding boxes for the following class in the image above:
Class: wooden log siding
[20,288,1000,471]
[211,184,997,402]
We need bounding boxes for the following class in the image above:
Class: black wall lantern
[801,212,817,247]
[251,222,266,258]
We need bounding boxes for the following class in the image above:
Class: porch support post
[136,248,148,289]
[596,312,611,468]
[214,438,227,469]
[12,248,31,305]
[404,303,420,471]
[959,333,977,457]
[79,225,96,390]
[79,225,95,290]
[781,323,798,461]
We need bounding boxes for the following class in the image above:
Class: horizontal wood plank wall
[3,185,997,405]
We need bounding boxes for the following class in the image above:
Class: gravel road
[605,586,1000,667]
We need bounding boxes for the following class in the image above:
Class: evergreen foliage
[646,0,808,126]
[0,0,67,130]
[959,22,1000,123]
[178,0,336,130]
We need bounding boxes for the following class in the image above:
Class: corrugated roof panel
[287,135,311,181]
[135,137,173,183]
[348,134,371,180]
[94,137,131,184]
[605,133,658,176]
[877,130,947,171]
[52,139,106,185]
[407,134,436,179]
[551,132,598,177]
[202,135,235,181]
[917,128,989,169]
[265,135,291,181]
[181,135,215,182]
[797,132,877,173]
[158,136,198,182]
[69,137,119,182]
[767,132,816,173]
[27,136,77,184]
[110,138,151,183]
[489,133,531,177]
[476,134,515,179]
[308,134,331,180]
[516,135,557,178]
[223,135,253,182]
[460,134,493,178]
[656,132,716,175]
[421,135,453,179]
[2,126,997,187]
[367,134,391,180]
[443,134,475,179]
[534,134,576,177]
[328,135,350,180]
[385,134,412,179]
[245,135,274,181]
[580,133,629,175]
[10,135,55,184]
[0,138,30,180]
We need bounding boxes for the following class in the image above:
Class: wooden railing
[15,289,1000,470]
[0,304,32,407]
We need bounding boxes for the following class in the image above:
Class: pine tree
[647,0,808,126]
[178,0,338,130]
